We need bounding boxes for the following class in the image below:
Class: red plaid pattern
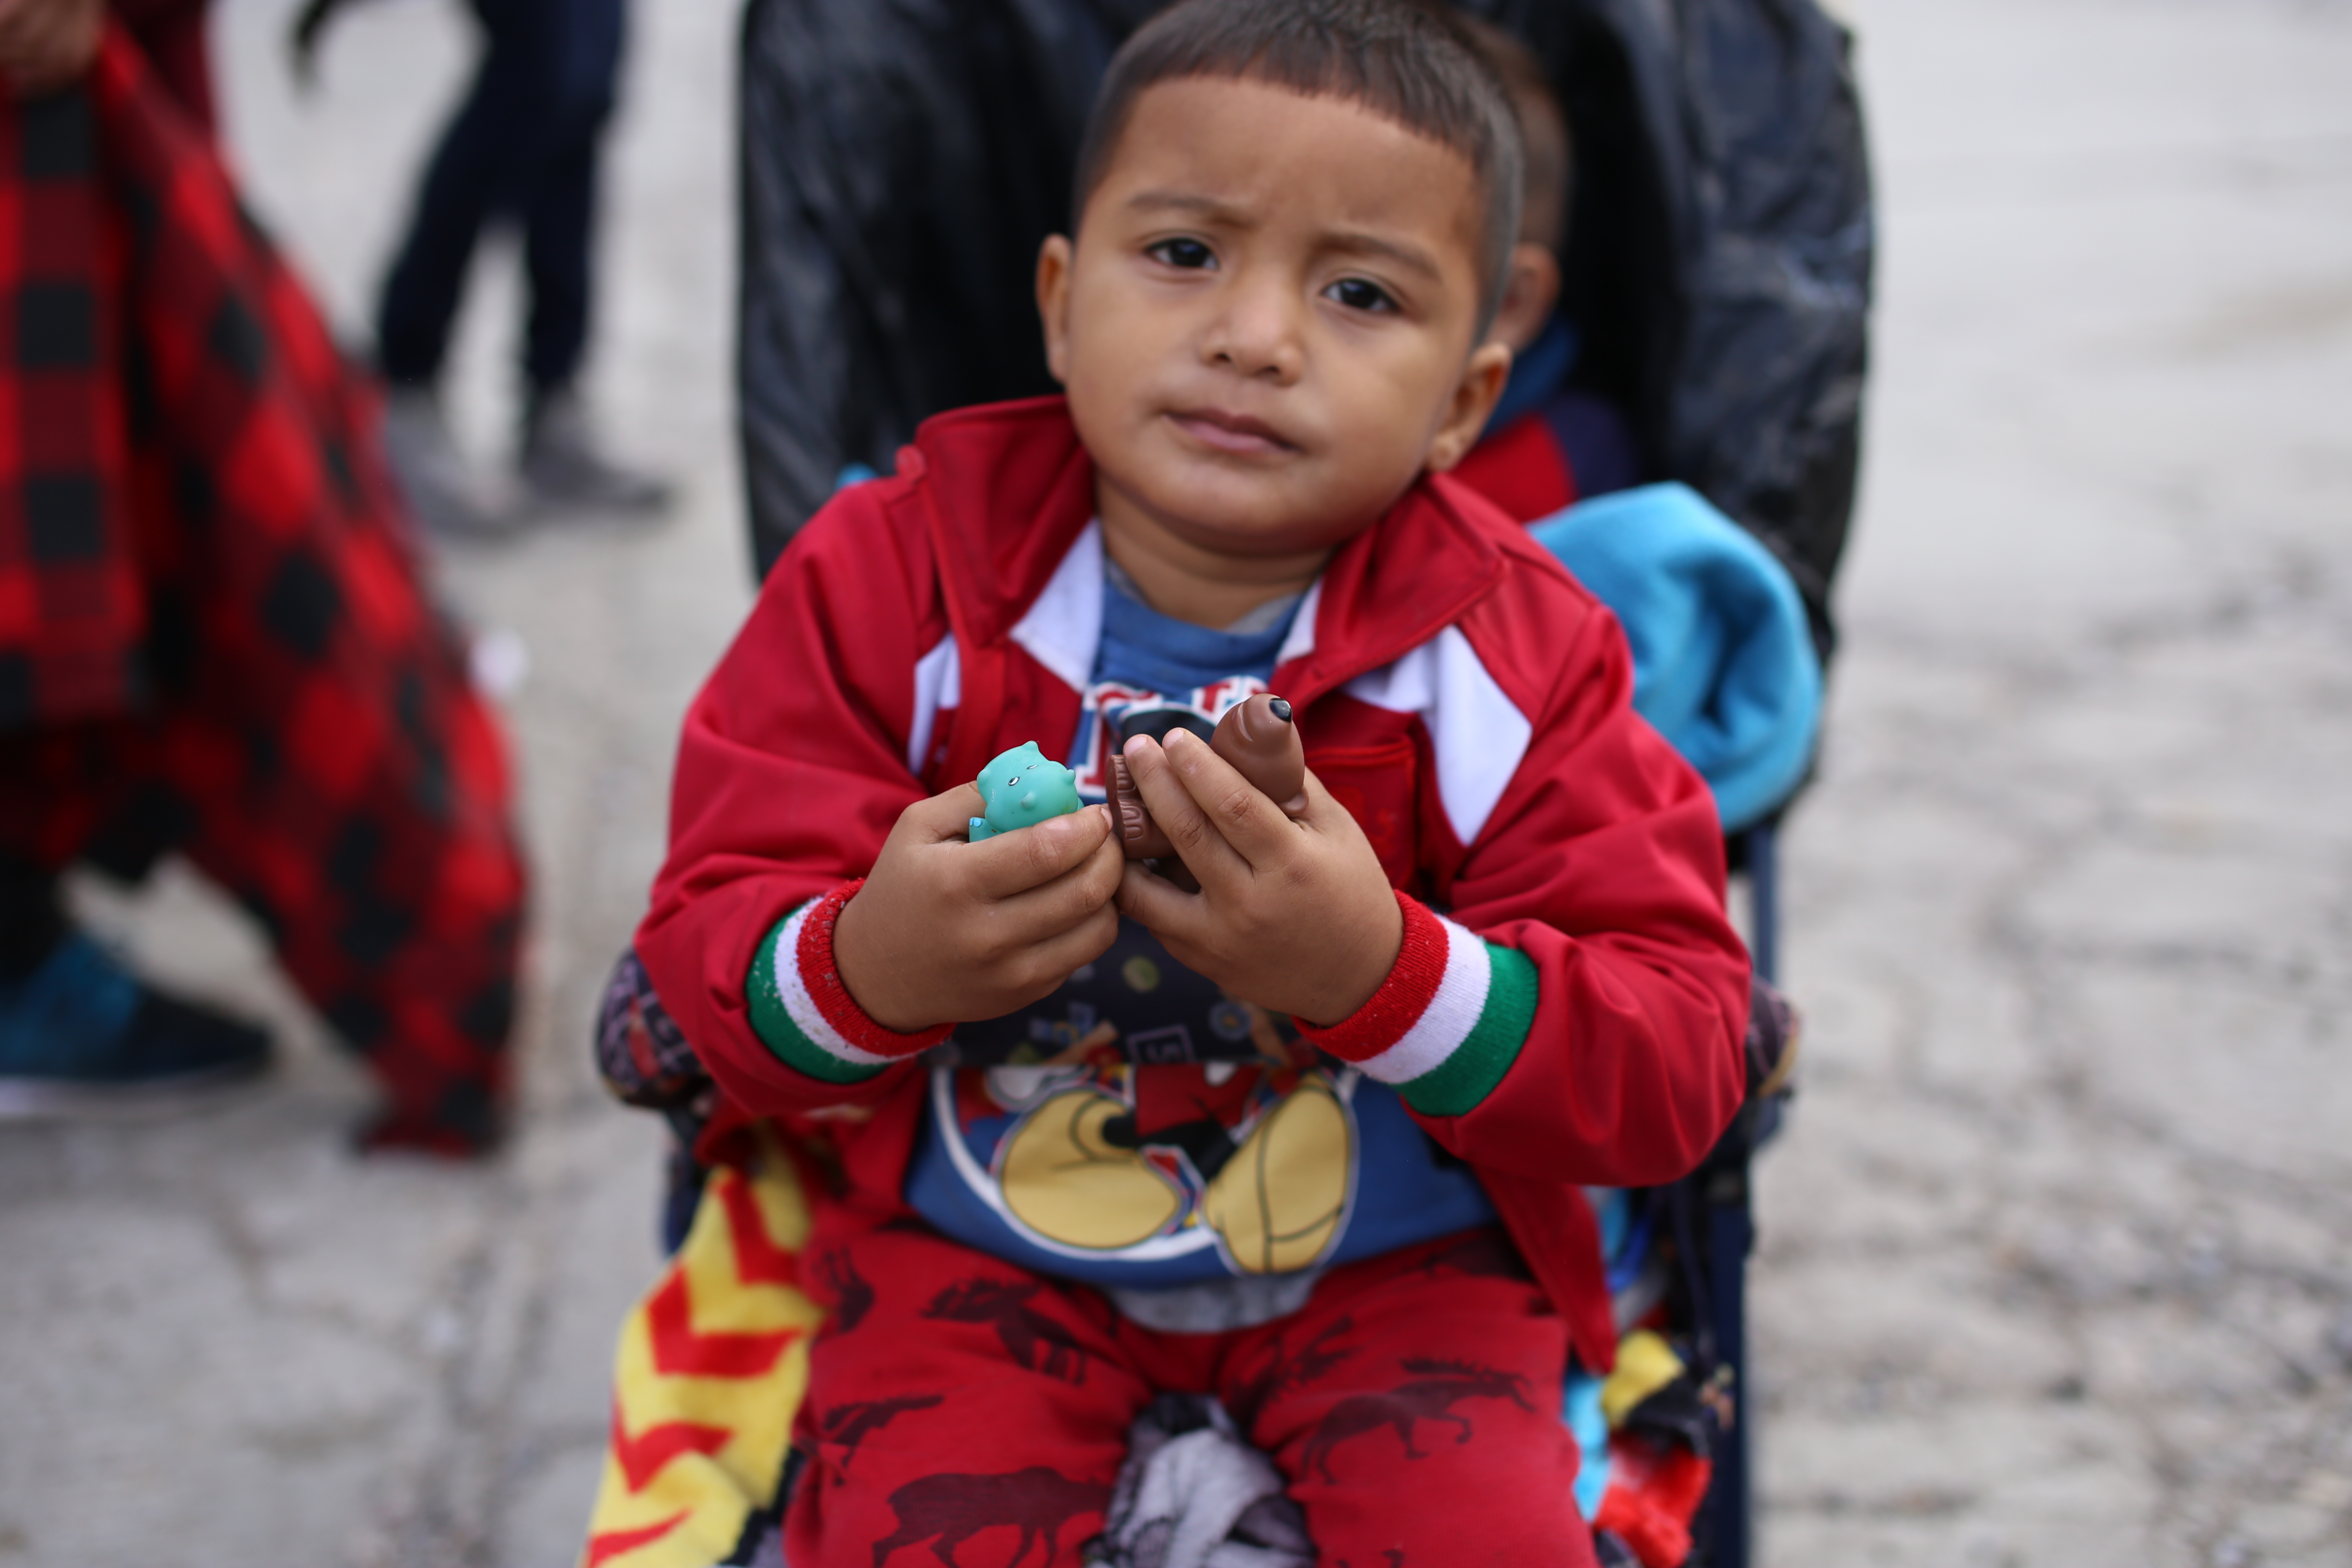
[0,31,526,1151]
[0,83,143,727]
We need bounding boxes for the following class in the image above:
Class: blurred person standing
[295,0,672,534]
[0,0,527,1153]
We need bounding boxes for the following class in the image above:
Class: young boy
[637,1,1749,1560]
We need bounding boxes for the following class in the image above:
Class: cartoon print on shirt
[999,1085,1185,1249]
[988,1060,1358,1276]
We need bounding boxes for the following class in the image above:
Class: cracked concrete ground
[1,0,2347,1564]
[1753,3,2352,1564]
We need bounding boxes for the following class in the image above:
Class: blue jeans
[375,0,626,394]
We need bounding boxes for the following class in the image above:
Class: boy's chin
[1114,477,1395,558]
[1139,502,1375,560]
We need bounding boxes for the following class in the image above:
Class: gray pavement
[2,0,2348,1564]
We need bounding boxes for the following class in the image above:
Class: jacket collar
[903,396,1506,701]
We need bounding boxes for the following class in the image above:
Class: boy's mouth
[1166,408,1298,457]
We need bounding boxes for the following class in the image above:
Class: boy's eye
[1147,238,1216,270]
[1325,277,1397,314]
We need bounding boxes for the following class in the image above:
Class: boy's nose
[1200,276,1304,383]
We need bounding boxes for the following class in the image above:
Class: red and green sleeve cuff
[1293,890,1539,1118]
[744,881,951,1085]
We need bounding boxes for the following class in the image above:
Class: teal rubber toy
[968,742,1084,841]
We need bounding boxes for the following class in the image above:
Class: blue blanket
[1531,484,1820,832]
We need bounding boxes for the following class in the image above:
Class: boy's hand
[1114,729,1403,1027]
[831,785,1123,1033]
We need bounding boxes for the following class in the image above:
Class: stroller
[582,0,1870,1563]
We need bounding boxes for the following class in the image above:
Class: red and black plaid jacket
[0,0,213,730]
[0,18,527,1151]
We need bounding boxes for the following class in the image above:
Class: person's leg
[786,1222,1150,1567]
[516,0,619,398]
[1228,1228,1598,1568]
[374,0,550,388]
[512,0,670,513]
[374,0,570,537]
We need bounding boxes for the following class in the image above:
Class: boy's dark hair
[1071,0,1526,331]
[1457,13,1572,255]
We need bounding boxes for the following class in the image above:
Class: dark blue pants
[375,0,625,393]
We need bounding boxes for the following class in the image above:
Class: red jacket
[638,396,1750,1369]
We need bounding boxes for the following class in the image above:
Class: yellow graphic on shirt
[1202,1076,1351,1274]
[995,1071,1353,1274]
[1001,1089,1185,1248]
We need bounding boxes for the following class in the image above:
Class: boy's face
[1039,77,1510,563]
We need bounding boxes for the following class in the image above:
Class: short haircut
[1458,13,1572,254]
[1070,0,1526,332]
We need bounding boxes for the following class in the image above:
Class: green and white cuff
[1294,891,1539,1118]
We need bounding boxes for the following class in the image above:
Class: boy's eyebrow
[1318,230,1443,282]
[1124,189,1255,224]
[1123,190,1444,281]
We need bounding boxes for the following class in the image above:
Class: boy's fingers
[1115,860,1210,945]
[1075,827,1129,903]
[962,804,1117,900]
[980,855,1122,988]
[903,784,987,843]
[1118,736,1231,883]
[993,828,1124,937]
[1157,729,1308,870]
[1119,733,1251,888]
[1025,900,1123,985]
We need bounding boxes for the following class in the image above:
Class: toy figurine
[1110,694,1307,860]
[968,742,1085,841]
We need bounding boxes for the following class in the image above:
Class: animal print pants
[785,1222,1596,1568]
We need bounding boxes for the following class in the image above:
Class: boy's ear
[1426,341,1513,474]
[1488,242,1561,355]
[1036,234,1075,385]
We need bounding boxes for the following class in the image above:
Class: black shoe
[0,933,272,1118]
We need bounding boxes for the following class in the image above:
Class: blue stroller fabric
[1563,1370,1614,1516]
[1530,484,1822,833]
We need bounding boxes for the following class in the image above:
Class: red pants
[787,1223,1596,1568]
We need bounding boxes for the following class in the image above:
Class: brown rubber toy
[1111,694,1307,861]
